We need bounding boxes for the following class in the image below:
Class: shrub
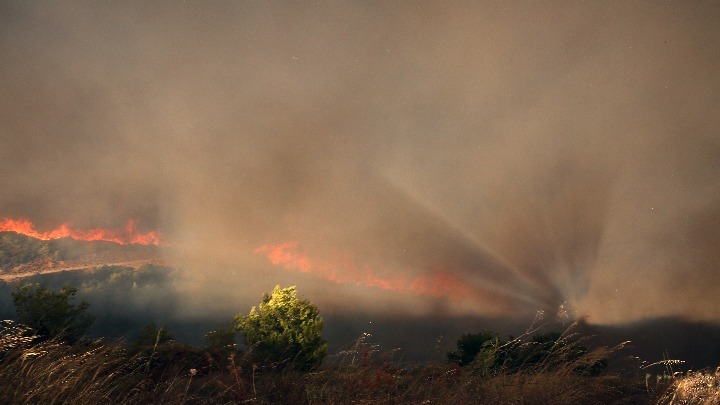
[450,325,608,376]
[235,285,327,370]
[11,283,94,343]
[447,330,500,367]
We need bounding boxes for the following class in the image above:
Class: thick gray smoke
[1,1,719,325]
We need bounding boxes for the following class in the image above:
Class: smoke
[1,1,719,326]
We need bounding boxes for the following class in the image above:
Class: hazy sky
[1,1,719,325]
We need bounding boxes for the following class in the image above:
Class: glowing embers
[0,217,163,246]
[255,242,471,299]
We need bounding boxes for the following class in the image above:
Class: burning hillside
[0,217,165,280]
[255,241,473,300]
[0,217,164,246]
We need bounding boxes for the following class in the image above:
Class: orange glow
[0,217,163,245]
[255,242,471,299]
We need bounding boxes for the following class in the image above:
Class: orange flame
[255,242,471,299]
[0,217,163,245]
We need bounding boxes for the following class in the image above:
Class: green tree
[11,283,95,343]
[235,285,327,370]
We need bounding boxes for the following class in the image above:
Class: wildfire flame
[0,217,163,246]
[255,242,471,299]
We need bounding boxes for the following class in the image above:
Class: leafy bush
[447,330,500,366]
[449,326,607,376]
[235,285,327,370]
[11,283,95,343]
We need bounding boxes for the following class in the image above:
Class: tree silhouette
[12,283,94,343]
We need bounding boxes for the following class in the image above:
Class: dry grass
[659,368,720,405]
[0,321,215,404]
[0,320,709,404]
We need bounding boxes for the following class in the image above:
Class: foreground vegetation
[0,320,646,404]
[0,316,708,404]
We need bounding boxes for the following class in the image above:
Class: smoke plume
[1,1,719,326]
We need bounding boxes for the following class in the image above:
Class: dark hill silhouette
[576,317,720,371]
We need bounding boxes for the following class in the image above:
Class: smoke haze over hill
[1,1,719,327]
